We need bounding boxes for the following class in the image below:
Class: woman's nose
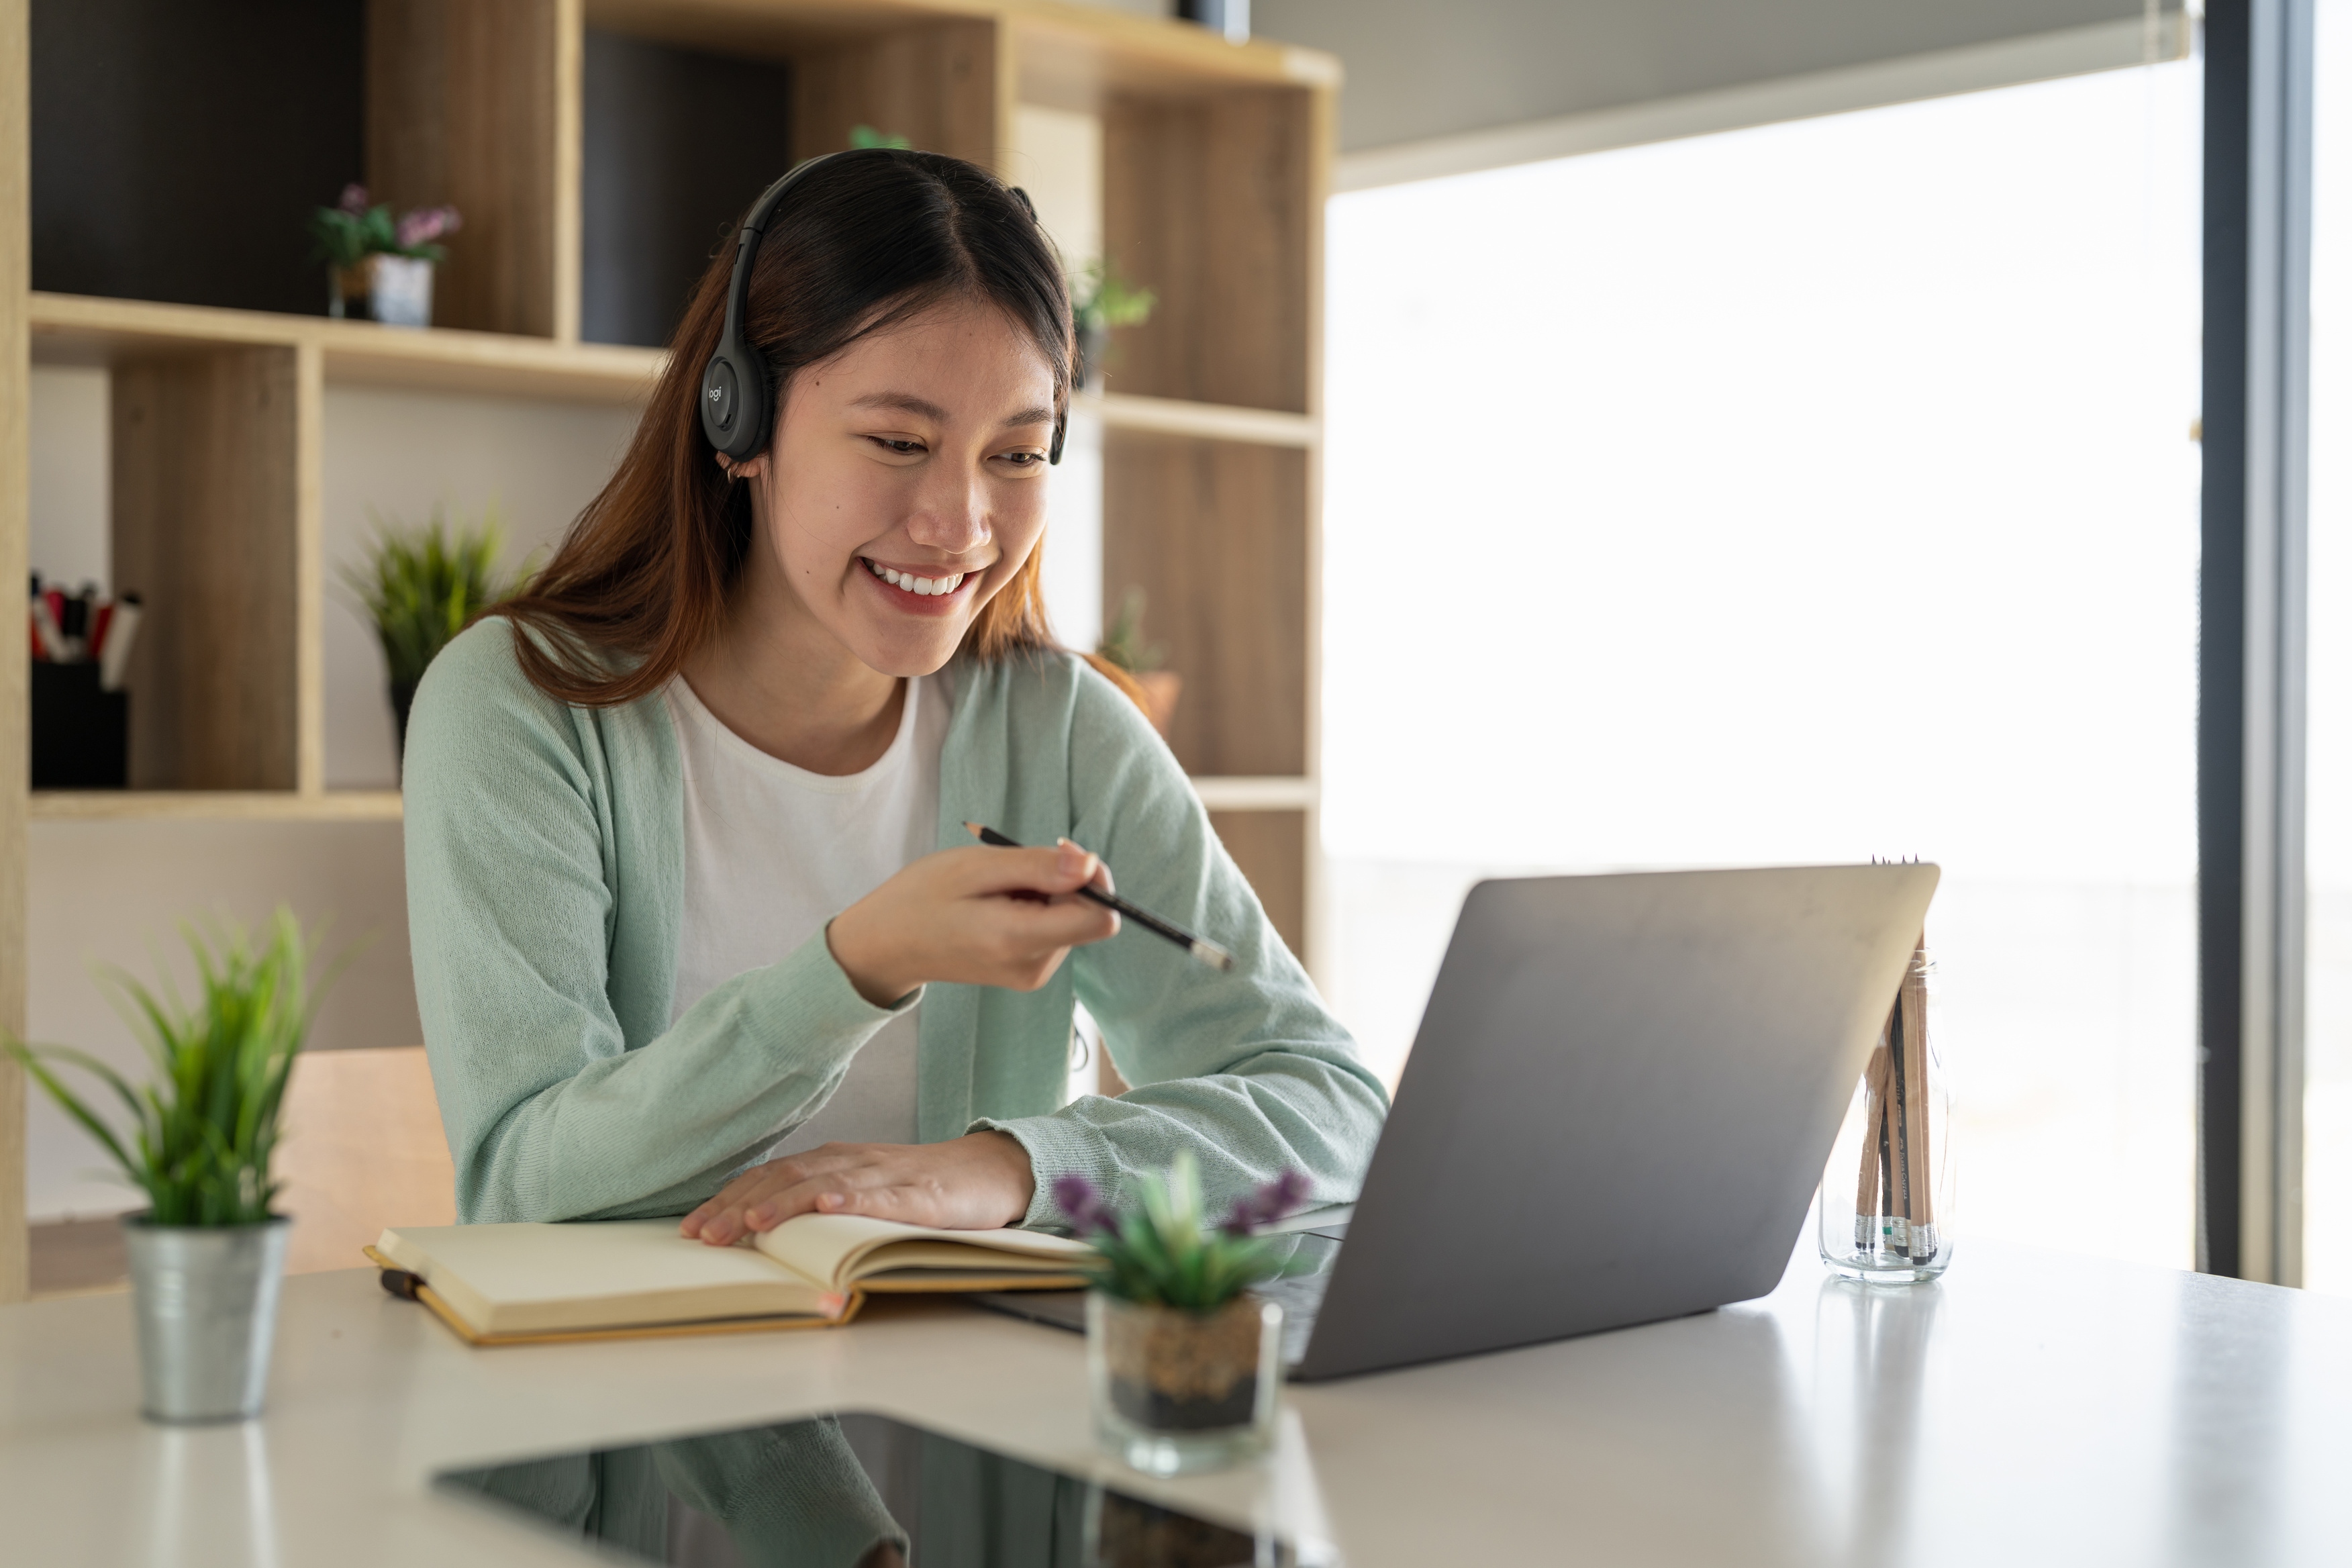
[905,466,992,553]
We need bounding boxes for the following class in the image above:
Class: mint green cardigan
[401,619,1387,1228]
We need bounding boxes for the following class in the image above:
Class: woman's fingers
[1057,838,1116,896]
[681,1165,782,1239]
[685,1135,1036,1242]
[952,842,1100,897]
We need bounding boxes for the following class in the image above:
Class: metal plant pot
[122,1214,292,1423]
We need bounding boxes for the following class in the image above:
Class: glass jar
[1820,940,1954,1283]
[1087,1290,1282,1476]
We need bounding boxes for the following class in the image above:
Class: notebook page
[751,1214,1094,1291]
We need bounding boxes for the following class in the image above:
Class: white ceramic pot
[366,255,436,329]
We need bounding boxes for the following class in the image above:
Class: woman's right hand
[826,840,1120,1005]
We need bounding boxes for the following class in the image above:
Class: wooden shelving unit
[0,0,1335,1300]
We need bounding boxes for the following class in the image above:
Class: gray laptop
[981,863,1939,1381]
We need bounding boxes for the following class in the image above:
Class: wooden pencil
[963,822,1234,971]
[1856,1030,1894,1248]
[1895,935,1934,1256]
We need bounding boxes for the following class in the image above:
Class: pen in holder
[1820,936,1953,1283]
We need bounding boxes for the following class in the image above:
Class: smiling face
[728,295,1059,680]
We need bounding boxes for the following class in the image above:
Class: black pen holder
[31,662,129,788]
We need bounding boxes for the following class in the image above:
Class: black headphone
[699,148,1067,466]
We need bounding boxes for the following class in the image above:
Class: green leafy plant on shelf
[849,124,913,150]
[4,910,334,1228]
[1071,260,1157,390]
[1055,1153,1310,1312]
[1074,260,1157,334]
[308,183,462,273]
[341,503,536,753]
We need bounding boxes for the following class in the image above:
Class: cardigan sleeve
[403,622,913,1224]
[969,662,1389,1228]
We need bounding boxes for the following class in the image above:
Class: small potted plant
[309,183,461,328]
[1071,260,1157,391]
[1057,1155,1308,1475]
[341,503,533,762]
[5,910,332,1423]
[1095,586,1180,737]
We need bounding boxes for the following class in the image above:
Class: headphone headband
[699,149,1067,466]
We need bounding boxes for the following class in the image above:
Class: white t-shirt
[663,671,952,1159]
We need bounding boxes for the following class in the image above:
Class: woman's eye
[869,437,925,456]
[997,450,1046,470]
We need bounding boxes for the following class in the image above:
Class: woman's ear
[716,451,771,481]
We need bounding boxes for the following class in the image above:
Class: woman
[404,148,1385,1245]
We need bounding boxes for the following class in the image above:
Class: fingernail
[1059,842,1087,877]
[748,1206,773,1227]
[820,1193,843,1210]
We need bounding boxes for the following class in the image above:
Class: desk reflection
[1807,1276,1941,1567]
[439,1410,1311,1568]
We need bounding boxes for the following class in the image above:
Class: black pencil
[963,822,1234,971]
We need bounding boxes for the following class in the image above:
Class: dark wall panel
[582,30,793,348]
[32,0,365,315]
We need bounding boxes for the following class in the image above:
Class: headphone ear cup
[700,344,770,460]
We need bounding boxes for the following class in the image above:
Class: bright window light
[1323,60,2203,1269]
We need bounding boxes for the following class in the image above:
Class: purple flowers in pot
[1055,1153,1312,1311]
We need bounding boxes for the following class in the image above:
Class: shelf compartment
[1105,430,1309,778]
[1208,808,1306,959]
[581,30,796,348]
[29,791,405,824]
[31,295,665,405]
[369,0,571,338]
[1104,84,1316,413]
[111,346,304,790]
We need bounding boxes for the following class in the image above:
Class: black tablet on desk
[435,1408,1333,1567]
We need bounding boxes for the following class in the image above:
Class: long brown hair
[498,150,1077,708]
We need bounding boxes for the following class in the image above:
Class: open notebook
[369,1214,1094,1346]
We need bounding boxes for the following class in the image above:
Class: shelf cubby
[112,344,307,791]
[1104,430,1310,779]
[1209,809,1308,959]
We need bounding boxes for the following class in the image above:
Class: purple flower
[338,183,370,216]
[396,205,462,250]
[1221,1169,1310,1236]
[1055,1174,1114,1238]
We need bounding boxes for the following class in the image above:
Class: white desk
[4,1237,2349,1566]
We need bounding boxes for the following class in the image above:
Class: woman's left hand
[679,1130,1036,1246]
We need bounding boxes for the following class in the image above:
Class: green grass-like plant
[4,910,332,1228]
[1073,260,1157,334]
[342,503,533,690]
[1095,586,1167,675]
[1055,1153,1309,1312]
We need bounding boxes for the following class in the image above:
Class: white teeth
[865,560,964,597]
